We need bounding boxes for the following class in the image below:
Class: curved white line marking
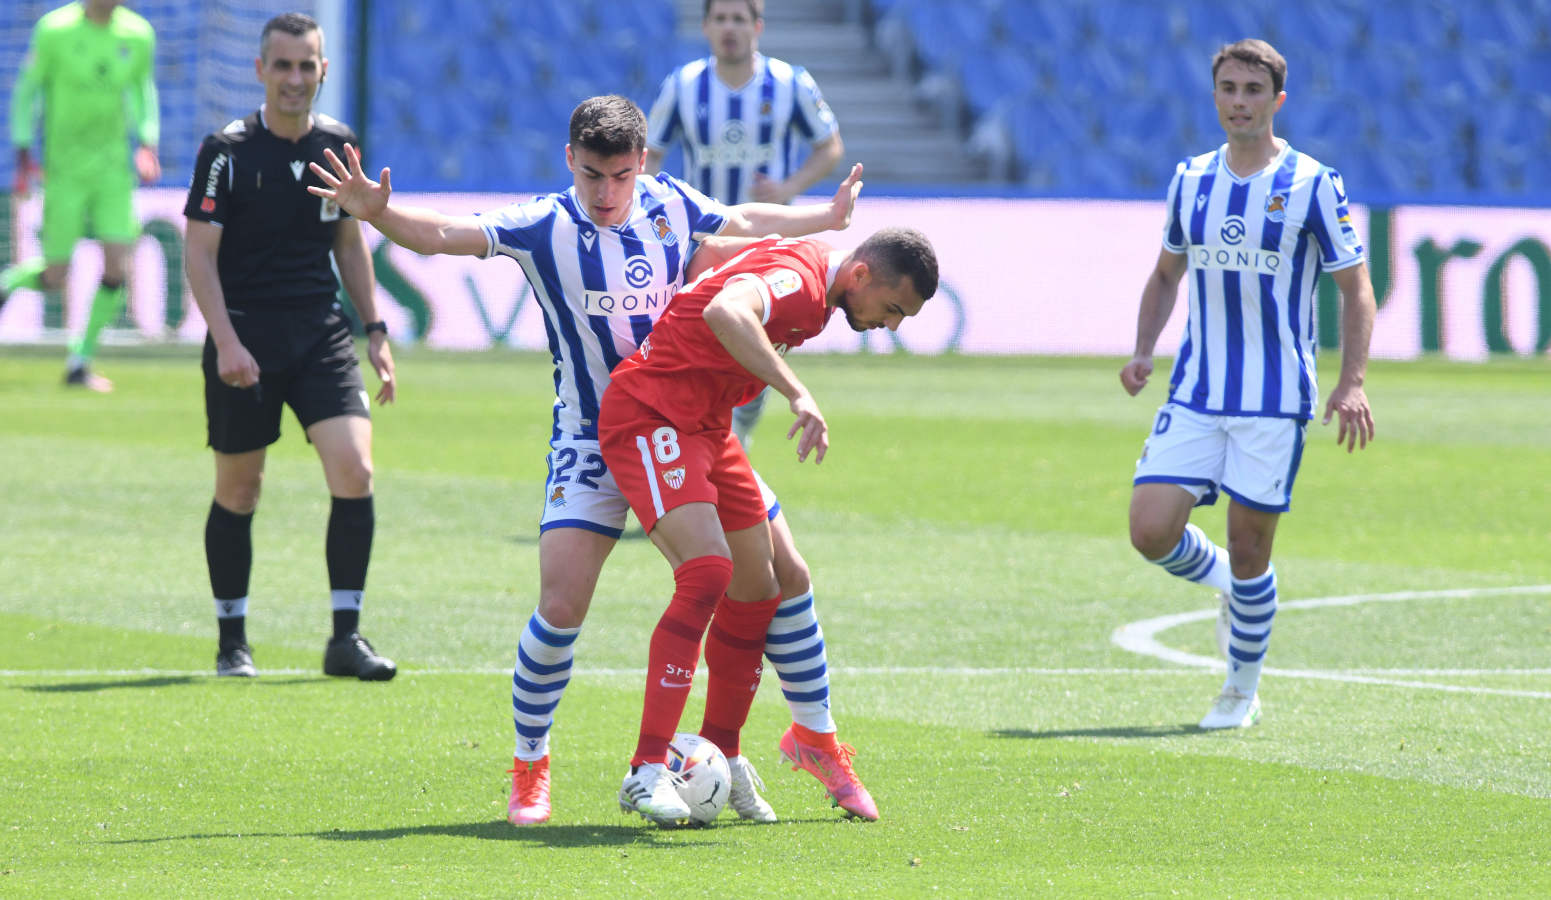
[1111,584,1551,699]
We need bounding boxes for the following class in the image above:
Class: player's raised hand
[308,143,391,221]
[787,393,829,464]
[1119,356,1153,396]
[1322,380,1374,452]
[827,163,863,231]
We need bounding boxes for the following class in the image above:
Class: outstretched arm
[723,162,862,238]
[1321,262,1376,451]
[309,143,487,257]
[1119,248,1188,396]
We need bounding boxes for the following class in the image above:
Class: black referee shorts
[203,302,369,454]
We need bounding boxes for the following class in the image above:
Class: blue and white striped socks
[1150,523,1234,593]
[512,610,578,762]
[1225,566,1278,696]
[764,591,836,733]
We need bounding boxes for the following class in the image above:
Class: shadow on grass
[506,528,648,546]
[105,820,722,847]
[16,675,327,693]
[992,724,1207,740]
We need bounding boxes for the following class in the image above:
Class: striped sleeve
[790,67,838,143]
[1306,168,1365,271]
[645,70,682,152]
[1161,159,1188,252]
[662,174,728,236]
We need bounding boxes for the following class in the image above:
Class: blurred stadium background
[3,0,1550,358]
[7,0,1551,199]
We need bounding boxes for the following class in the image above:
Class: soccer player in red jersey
[599,228,937,825]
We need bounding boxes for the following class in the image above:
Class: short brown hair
[856,227,938,301]
[1212,39,1287,94]
[568,95,647,157]
[260,12,321,61]
[704,0,763,20]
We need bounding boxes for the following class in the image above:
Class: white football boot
[1199,685,1262,729]
[726,755,777,823]
[1214,590,1232,659]
[619,762,692,826]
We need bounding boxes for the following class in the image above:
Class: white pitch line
[1111,584,1551,700]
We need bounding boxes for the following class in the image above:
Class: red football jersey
[609,237,837,433]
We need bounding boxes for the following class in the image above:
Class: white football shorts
[540,437,780,536]
[1132,403,1308,513]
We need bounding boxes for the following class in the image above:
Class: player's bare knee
[1129,518,1180,560]
[773,555,811,599]
[216,475,262,514]
[536,592,589,629]
[330,456,373,497]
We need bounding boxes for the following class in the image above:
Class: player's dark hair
[1212,39,1286,94]
[260,12,322,61]
[569,95,648,157]
[704,0,763,21]
[855,227,939,302]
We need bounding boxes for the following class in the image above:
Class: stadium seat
[995,0,1090,47]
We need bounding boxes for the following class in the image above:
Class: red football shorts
[599,390,767,534]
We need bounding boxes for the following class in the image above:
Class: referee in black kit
[184,12,397,680]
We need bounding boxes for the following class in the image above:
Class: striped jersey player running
[1120,39,1377,730]
[307,95,876,824]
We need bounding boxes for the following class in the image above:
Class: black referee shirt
[183,109,358,310]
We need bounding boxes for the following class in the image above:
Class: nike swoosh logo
[659,678,692,689]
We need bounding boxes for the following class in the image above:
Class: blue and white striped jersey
[1160,142,1364,420]
[478,174,728,440]
[647,54,838,205]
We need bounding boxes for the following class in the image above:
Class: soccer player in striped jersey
[1119,40,1376,730]
[645,0,844,448]
[308,95,864,824]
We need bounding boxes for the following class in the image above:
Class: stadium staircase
[669,0,987,186]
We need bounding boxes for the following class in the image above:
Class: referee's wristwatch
[363,320,388,336]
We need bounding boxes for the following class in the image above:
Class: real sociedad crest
[652,214,678,246]
[1265,193,1288,223]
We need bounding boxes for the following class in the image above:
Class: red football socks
[699,592,783,758]
[631,555,733,766]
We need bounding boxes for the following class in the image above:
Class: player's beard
[835,290,865,332]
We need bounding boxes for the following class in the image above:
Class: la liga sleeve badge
[762,268,803,298]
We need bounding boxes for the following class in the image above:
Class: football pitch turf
[1,346,1547,897]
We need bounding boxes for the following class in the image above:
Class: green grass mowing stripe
[4,349,1550,894]
[3,670,1547,896]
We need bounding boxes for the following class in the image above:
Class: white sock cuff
[214,596,249,619]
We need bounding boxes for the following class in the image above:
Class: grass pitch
[1,346,1547,897]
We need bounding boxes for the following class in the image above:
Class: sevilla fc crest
[663,466,686,490]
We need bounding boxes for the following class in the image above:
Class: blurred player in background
[1,0,160,392]
[646,0,844,448]
[184,12,398,682]
[1119,39,1375,730]
[308,95,874,825]
[601,228,935,826]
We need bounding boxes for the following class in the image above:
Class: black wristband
[363,320,388,336]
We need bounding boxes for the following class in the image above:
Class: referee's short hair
[260,12,322,61]
[569,96,648,158]
[855,227,939,301]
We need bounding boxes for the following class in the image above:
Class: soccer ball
[666,732,731,826]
